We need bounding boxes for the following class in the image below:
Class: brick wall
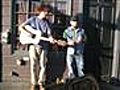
[2,0,12,82]
[72,0,83,16]
[2,0,30,82]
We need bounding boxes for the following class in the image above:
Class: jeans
[29,45,47,85]
[66,47,84,79]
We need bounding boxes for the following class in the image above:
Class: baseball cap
[70,16,78,21]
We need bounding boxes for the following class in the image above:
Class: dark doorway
[83,0,116,81]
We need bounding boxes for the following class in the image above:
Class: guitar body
[19,27,68,47]
[19,27,52,45]
[19,29,37,44]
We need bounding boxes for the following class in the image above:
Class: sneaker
[60,79,66,83]
[56,78,60,84]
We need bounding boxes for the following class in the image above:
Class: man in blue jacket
[63,16,85,81]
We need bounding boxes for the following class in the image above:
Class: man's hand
[49,37,57,44]
[67,40,74,45]
[57,40,67,47]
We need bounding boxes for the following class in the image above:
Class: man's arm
[24,25,40,35]
[19,17,39,35]
[19,24,40,35]
[46,23,56,43]
[75,35,83,44]
[63,30,75,46]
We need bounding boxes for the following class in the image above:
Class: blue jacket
[63,26,85,54]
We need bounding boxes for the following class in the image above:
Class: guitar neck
[39,36,50,42]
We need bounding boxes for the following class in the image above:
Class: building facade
[0,0,120,82]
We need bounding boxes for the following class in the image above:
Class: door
[83,0,116,81]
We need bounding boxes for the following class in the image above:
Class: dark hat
[70,16,78,21]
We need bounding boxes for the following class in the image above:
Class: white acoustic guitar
[19,26,67,47]
[19,27,55,45]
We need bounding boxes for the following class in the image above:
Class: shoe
[60,79,66,83]
[56,78,60,84]
[56,78,66,84]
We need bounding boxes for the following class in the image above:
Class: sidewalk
[0,81,30,90]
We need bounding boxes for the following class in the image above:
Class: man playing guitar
[19,5,56,90]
